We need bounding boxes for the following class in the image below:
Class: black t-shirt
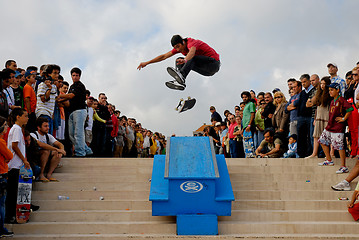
[262,102,275,129]
[12,86,23,107]
[68,81,87,113]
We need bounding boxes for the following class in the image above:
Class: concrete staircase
[8,157,359,239]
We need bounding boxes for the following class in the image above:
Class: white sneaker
[167,67,185,85]
[318,160,334,166]
[331,180,351,191]
[165,80,186,91]
[336,167,349,174]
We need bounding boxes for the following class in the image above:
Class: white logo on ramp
[180,181,203,193]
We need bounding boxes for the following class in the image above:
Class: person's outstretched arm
[137,51,174,70]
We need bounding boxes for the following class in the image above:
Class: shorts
[318,129,344,150]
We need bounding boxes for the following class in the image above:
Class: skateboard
[16,165,33,223]
[243,130,255,158]
[175,97,196,113]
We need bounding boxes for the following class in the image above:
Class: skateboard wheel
[180,98,184,101]
[187,96,191,99]
[175,108,178,111]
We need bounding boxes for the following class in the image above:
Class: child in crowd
[318,83,353,174]
[56,81,69,141]
[0,117,13,237]
[348,181,359,221]
[282,134,298,158]
[5,108,29,224]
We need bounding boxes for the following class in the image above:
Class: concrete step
[232,181,358,190]
[7,221,359,235]
[10,233,359,240]
[28,209,353,222]
[32,200,151,211]
[233,200,350,210]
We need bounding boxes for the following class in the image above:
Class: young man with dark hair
[30,117,66,182]
[294,74,316,157]
[137,35,220,91]
[255,128,285,158]
[261,92,276,129]
[5,60,17,71]
[57,67,92,157]
[2,69,16,114]
[286,80,302,135]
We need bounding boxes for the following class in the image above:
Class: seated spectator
[318,83,353,174]
[30,117,66,182]
[282,134,298,158]
[255,128,285,158]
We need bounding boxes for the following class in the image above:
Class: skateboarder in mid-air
[137,35,220,91]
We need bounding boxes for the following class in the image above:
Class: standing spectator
[30,117,66,182]
[57,67,92,157]
[286,80,302,135]
[272,91,289,139]
[5,108,29,224]
[227,114,238,158]
[5,60,17,71]
[254,99,265,149]
[56,81,69,141]
[115,116,127,157]
[287,78,297,90]
[2,69,16,114]
[295,74,316,158]
[257,92,265,103]
[306,76,332,158]
[318,83,353,174]
[149,131,158,157]
[327,63,346,97]
[305,74,320,149]
[261,92,276,129]
[209,106,222,123]
[0,71,9,119]
[35,70,58,135]
[94,93,110,157]
[9,71,24,109]
[241,91,256,157]
[0,116,13,236]
[142,130,151,158]
[23,70,37,132]
[345,68,359,158]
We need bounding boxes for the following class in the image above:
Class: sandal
[38,178,50,182]
[48,178,59,182]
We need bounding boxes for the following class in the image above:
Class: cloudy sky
[1,0,358,136]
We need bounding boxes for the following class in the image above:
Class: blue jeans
[253,130,264,150]
[0,178,6,232]
[39,114,53,135]
[69,109,93,156]
[177,56,220,79]
[297,116,312,158]
[229,139,239,158]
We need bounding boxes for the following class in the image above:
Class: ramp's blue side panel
[215,155,235,202]
[149,155,168,201]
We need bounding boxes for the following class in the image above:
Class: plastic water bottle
[58,195,70,200]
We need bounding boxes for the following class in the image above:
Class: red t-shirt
[325,96,353,133]
[171,38,220,61]
[228,122,238,139]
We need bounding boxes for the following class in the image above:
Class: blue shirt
[285,94,300,122]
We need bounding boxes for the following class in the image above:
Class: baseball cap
[328,82,340,89]
[215,122,221,127]
[25,70,37,78]
[272,88,281,94]
[14,71,22,78]
[327,63,338,68]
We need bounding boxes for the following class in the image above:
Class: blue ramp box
[149,136,235,235]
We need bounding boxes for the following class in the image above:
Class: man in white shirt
[30,117,65,182]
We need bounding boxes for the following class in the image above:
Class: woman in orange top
[0,116,13,236]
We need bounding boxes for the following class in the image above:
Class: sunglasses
[352,74,358,76]
[274,96,282,99]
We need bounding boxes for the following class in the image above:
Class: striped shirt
[35,82,57,118]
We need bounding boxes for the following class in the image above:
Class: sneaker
[1,229,14,237]
[165,80,186,91]
[167,67,185,85]
[331,180,351,191]
[336,167,349,174]
[318,160,334,166]
[30,204,40,212]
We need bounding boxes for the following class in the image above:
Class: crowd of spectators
[0,60,166,230]
[204,62,359,200]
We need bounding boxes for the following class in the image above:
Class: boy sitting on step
[282,134,298,158]
[348,181,359,221]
